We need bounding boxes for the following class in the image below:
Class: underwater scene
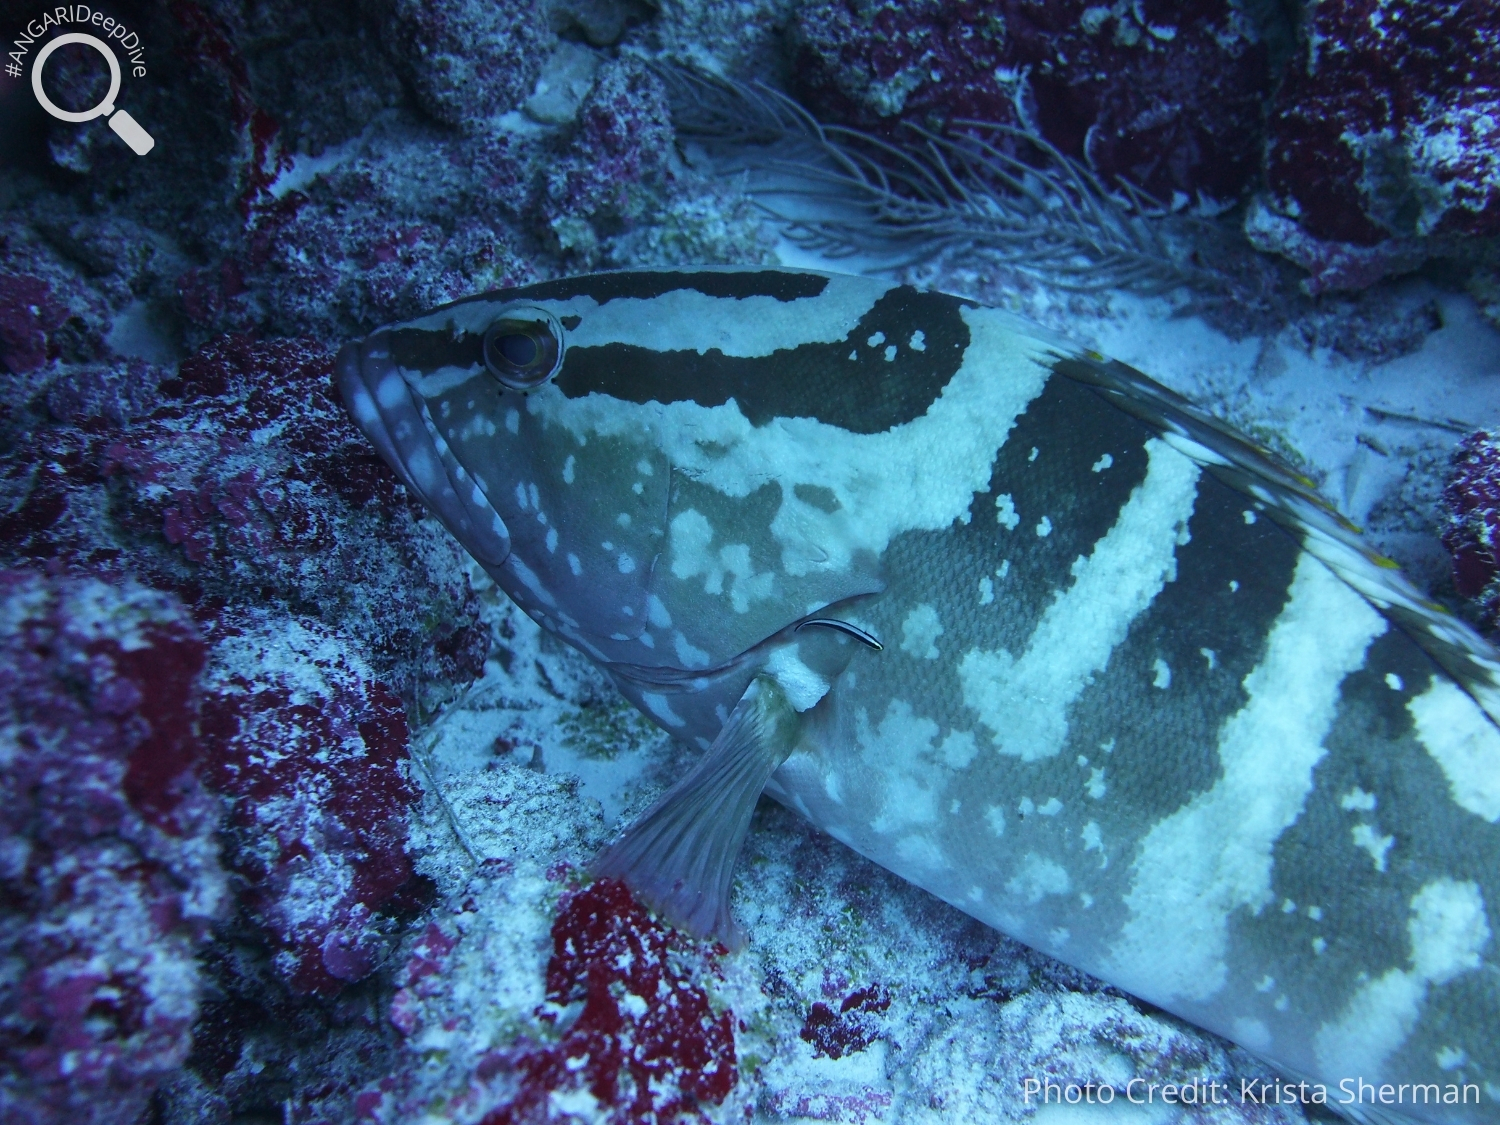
[4,1,1500,1123]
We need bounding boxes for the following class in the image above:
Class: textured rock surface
[363,0,553,131]
[198,611,423,996]
[792,0,1271,207]
[1264,0,1500,247]
[1443,430,1500,632]
[0,571,227,1125]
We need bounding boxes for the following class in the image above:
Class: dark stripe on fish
[1073,471,1303,817]
[1057,471,1303,960]
[554,287,973,434]
[957,372,1152,652]
[1227,624,1500,1057]
[503,269,831,305]
[386,325,485,377]
[380,271,835,376]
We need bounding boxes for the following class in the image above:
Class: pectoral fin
[590,674,799,949]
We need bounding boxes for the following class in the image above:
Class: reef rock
[791,0,1271,207]
[1443,428,1500,634]
[0,571,227,1125]
[1264,0,1500,255]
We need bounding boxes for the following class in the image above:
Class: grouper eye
[481,304,565,391]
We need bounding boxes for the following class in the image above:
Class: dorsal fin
[1052,350,1500,726]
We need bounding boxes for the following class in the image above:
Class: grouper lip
[335,335,512,568]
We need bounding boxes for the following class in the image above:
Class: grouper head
[336,268,895,737]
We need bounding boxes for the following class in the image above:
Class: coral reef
[363,0,553,132]
[3,0,1493,1120]
[1241,196,1429,298]
[538,58,677,264]
[3,333,488,706]
[0,570,227,1125]
[198,611,424,996]
[1253,0,1500,290]
[1264,0,1500,247]
[1443,429,1500,632]
[0,305,471,1119]
[791,0,1271,207]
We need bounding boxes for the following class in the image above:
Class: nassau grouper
[338,268,1500,1123]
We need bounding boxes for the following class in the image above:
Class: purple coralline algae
[1443,430,1500,632]
[0,320,472,1109]
[1241,196,1431,297]
[0,251,111,376]
[539,59,677,262]
[5,333,488,704]
[1258,0,1500,286]
[0,274,81,374]
[791,0,1270,206]
[197,611,423,996]
[0,570,227,1125]
[181,175,539,344]
[364,0,553,131]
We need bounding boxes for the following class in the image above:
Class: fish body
[338,268,1500,1123]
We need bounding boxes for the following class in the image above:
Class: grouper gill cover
[338,267,1500,1125]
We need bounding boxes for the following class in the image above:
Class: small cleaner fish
[338,268,1500,1123]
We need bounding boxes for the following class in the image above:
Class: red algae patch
[482,879,737,1125]
[798,983,891,1061]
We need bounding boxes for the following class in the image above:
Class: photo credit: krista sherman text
[1022,1077,1483,1110]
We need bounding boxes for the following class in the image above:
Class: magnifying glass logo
[31,32,155,156]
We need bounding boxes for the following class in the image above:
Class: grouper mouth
[335,334,513,568]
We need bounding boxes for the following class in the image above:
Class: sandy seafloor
[4,2,1500,1123]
